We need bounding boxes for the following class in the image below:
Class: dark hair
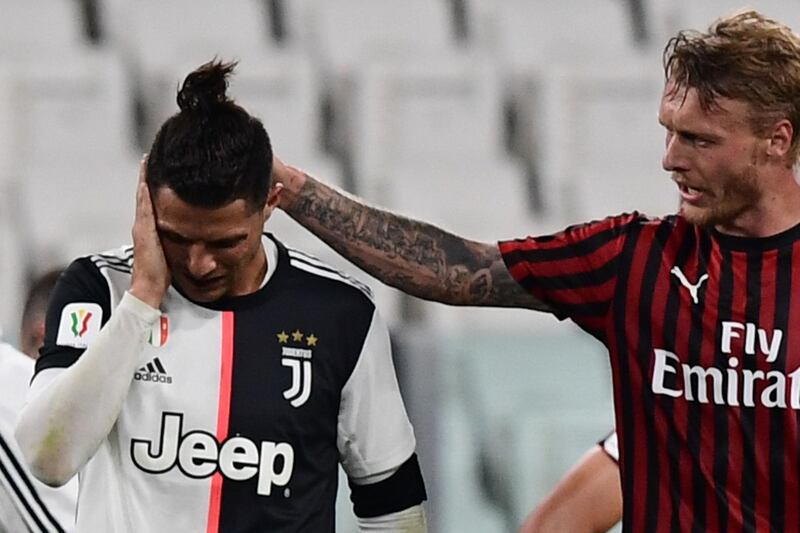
[663,10,800,164]
[21,268,63,357]
[146,59,273,210]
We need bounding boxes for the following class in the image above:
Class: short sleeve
[35,258,112,377]
[337,308,416,480]
[498,212,645,335]
[598,430,619,463]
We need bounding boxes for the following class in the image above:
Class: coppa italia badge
[276,329,317,407]
[56,303,103,348]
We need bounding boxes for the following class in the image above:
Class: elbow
[29,460,75,488]
[15,425,78,487]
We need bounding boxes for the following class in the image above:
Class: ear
[765,119,794,160]
[261,183,284,220]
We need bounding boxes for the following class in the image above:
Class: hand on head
[130,156,171,309]
[270,156,305,211]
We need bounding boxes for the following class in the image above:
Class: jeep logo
[130,412,294,496]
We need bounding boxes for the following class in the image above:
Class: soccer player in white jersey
[15,60,427,532]
[1,269,77,532]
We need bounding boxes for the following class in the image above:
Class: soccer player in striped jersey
[1,269,77,532]
[270,10,800,532]
[15,60,427,532]
[518,432,621,533]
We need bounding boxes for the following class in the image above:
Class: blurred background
[1,1,797,531]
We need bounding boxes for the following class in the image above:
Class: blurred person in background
[271,10,800,531]
[1,268,77,532]
[518,431,621,533]
[16,60,427,532]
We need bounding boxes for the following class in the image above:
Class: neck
[232,246,268,296]
[716,171,800,238]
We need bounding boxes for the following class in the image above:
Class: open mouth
[187,276,224,289]
[677,183,704,203]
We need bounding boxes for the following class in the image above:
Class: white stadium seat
[0,0,87,59]
[531,59,677,222]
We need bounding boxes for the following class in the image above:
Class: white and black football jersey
[33,234,420,532]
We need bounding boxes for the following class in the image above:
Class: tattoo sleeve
[285,174,550,311]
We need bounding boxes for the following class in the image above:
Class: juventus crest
[276,329,317,407]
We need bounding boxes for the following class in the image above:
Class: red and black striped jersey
[500,213,800,533]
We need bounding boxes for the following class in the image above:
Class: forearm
[357,505,427,532]
[16,292,159,486]
[280,166,542,308]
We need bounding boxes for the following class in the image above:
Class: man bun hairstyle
[146,59,273,210]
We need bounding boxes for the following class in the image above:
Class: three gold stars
[277,330,319,346]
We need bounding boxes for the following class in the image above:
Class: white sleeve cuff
[357,505,427,532]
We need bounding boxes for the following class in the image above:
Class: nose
[662,132,688,173]
[186,244,217,279]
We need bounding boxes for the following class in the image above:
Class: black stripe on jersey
[502,224,624,263]
[740,250,762,532]
[348,453,427,518]
[153,358,166,374]
[287,253,373,298]
[90,260,132,274]
[662,227,700,533]
[638,222,673,532]
[688,234,713,532]
[770,247,792,530]
[521,256,619,290]
[712,245,735,533]
[95,246,134,262]
[0,434,64,532]
[92,252,133,268]
[612,222,644,530]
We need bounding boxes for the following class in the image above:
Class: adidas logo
[134,357,172,384]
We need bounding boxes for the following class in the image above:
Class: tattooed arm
[272,160,550,311]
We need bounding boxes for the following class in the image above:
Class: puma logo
[670,266,708,305]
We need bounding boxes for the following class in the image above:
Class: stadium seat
[3,53,135,167]
[104,0,281,144]
[0,180,28,341]
[344,55,519,198]
[443,330,614,528]
[516,57,676,223]
[1,52,139,266]
[649,0,800,42]
[301,0,466,183]
[304,0,459,76]
[468,0,637,74]
[0,0,88,58]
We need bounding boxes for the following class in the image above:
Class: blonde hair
[664,10,800,163]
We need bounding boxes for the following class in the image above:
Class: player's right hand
[130,156,171,309]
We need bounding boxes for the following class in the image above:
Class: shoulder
[58,245,133,290]
[87,245,134,275]
[281,245,376,307]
